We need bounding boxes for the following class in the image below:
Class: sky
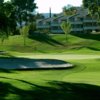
[35,0,83,13]
[5,0,83,13]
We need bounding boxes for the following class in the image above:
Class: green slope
[0,33,100,100]
[0,33,100,54]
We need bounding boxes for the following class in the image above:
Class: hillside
[0,33,100,100]
[0,33,100,54]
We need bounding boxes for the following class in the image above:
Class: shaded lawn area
[0,80,100,100]
[71,33,100,41]
[28,32,63,46]
[0,56,100,100]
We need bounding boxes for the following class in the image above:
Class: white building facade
[36,8,100,33]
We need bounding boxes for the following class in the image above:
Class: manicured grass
[0,54,100,100]
[0,34,100,54]
[0,33,100,99]
[63,59,100,85]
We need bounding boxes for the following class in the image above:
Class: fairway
[0,0,100,99]
[0,53,100,100]
[0,34,100,100]
[17,53,100,60]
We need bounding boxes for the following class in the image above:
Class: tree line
[0,0,100,44]
[0,0,37,44]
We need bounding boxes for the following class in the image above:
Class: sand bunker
[0,58,73,69]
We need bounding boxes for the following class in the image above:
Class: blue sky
[35,0,82,13]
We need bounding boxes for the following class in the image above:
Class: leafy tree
[83,0,100,20]
[20,25,30,46]
[62,5,77,16]
[35,13,45,19]
[0,13,9,43]
[83,0,100,33]
[10,0,37,45]
[29,22,36,32]
[0,0,3,4]
[83,0,100,8]
[53,14,57,17]
[0,1,16,43]
[11,0,37,27]
[61,21,71,41]
[0,0,37,45]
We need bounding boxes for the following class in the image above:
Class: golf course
[0,34,100,100]
[0,0,100,99]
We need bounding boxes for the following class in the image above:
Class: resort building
[36,7,100,33]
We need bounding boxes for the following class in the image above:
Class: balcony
[71,28,83,31]
[37,25,50,29]
[51,30,63,33]
[70,21,83,24]
[83,19,97,23]
[84,26,100,30]
[51,23,60,26]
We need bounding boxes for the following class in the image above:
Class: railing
[70,21,83,24]
[37,25,50,28]
[83,19,97,22]
[71,28,83,31]
[51,23,60,26]
[84,26,100,30]
[51,30,63,33]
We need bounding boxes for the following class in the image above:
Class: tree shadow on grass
[28,32,63,46]
[70,46,100,51]
[0,79,100,100]
[0,69,13,73]
[86,47,100,51]
[70,33,100,41]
